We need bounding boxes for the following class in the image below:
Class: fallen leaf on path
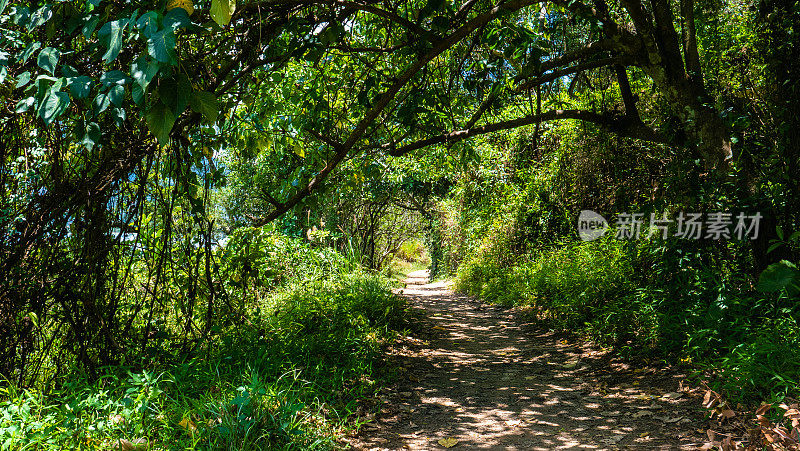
[639,432,650,437]
[660,392,683,400]
[562,362,578,369]
[438,437,458,448]
[432,326,447,331]
[525,376,536,380]
[505,419,522,427]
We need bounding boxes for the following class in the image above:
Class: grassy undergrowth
[455,235,800,405]
[0,232,409,450]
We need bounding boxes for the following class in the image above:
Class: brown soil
[345,270,711,450]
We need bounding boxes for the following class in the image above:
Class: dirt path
[348,270,710,450]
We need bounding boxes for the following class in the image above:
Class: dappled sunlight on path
[346,270,708,450]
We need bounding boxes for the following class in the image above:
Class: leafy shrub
[219,227,355,292]
[0,245,407,450]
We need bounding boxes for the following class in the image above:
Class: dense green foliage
[1,234,408,449]
[442,80,800,404]
[1,0,799,446]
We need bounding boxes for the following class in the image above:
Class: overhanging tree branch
[386,109,673,157]
[251,0,543,225]
[517,56,635,91]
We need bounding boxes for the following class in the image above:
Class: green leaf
[92,92,111,115]
[319,24,340,45]
[131,56,159,91]
[68,76,93,99]
[163,7,190,30]
[132,83,144,105]
[111,107,126,126]
[0,51,7,84]
[156,74,191,115]
[15,71,31,89]
[146,102,176,145]
[148,28,176,64]
[176,74,192,113]
[0,0,8,15]
[18,42,41,64]
[98,19,127,62]
[82,15,100,39]
[767,242,783,254]
[81,121,102,149]
[39,91,70,125]
[189,91,219,123]
[28,6,52,30]
[109,85,125,107]
[100,70,129,87]
[210,0,235,26]
[15,97,35,113]
[27,312,38,328]
[11,6,30,26]
[757,260,800,295]
[136,11,159,38]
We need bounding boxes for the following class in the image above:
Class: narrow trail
[348,270,710,450]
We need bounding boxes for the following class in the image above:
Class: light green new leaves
[146,102,176,145]
[210,0,235,26]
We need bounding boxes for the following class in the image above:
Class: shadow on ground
[346,270,709,450]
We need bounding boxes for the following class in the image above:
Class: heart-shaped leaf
[189,91,219,123]
[210,0,235,26]
[148,28,176,64]
[39,90,69,125]
[37,47,59,74]
[145,102,176,145]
